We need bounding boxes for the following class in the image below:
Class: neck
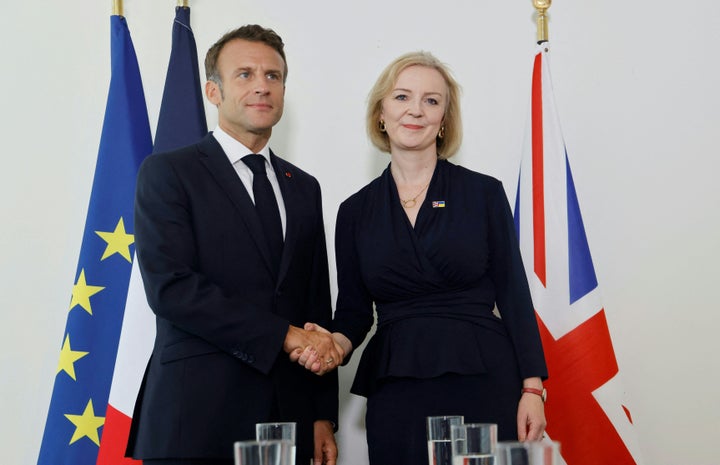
[390,149,437,186]
[218,121,272,154]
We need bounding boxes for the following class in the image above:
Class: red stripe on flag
[97,404,142,465]
[536,310,634,464]
[531,52,547,286]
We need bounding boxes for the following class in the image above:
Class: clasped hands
[284,323,351,375]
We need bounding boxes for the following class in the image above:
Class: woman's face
[380,65,448,155]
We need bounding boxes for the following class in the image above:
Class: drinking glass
[234,439,292,465]
[496,440,561,465]
[256,422,296,465]
[427,415,464,465]
[450,423,497,465]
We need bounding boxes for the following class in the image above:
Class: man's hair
[204,24,288,86]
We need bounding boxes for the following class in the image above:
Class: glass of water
[234,439,292,465]
[496,440,561,465]
[451,423,497,465]
[256,422,296,465]
[427,415,464,465]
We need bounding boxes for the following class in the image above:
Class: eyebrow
[231,66,284,76]
[392,87,444,97]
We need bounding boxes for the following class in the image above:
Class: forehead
[394,65,447,92]
[216,39,285,74]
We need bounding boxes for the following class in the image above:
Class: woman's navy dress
[332,160,547,465]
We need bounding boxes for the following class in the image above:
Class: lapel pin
[432,201,446,208]
[285,171,292,178]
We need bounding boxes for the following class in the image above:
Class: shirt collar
[212,125,271,165]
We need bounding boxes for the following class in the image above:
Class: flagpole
[533,0,551,44]
[112,0,123,16]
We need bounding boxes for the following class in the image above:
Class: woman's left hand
[517,391,547,441]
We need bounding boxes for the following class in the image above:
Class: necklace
[399,182,430,209]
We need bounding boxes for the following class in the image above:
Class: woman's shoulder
[339,167,389,209]
[442,159,504,192]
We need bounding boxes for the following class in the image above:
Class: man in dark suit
[126,24,342,465]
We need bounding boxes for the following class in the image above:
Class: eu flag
[37,14,152,465]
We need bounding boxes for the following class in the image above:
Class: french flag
[513,44,643,465]
[97,6,207,463]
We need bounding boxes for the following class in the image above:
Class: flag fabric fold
[97,6,208,464]
[37,15,152,465]
[513,44,642,465]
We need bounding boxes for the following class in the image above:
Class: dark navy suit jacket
[126,134,337,461]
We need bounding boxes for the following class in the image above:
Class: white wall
[1,1,718,464]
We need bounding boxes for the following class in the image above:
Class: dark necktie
[242,154,283,275]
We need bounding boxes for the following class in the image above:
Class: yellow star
[69,269,104,315]
[64,399,105,446]
[95,217,134,262]
[56,334,89,381]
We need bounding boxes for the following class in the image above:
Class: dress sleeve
[487,180,548,380]
[331,198,375,361]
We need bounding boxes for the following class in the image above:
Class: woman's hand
[288,323,351,375]
[517,380,547,441]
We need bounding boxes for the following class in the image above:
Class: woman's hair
[366,51,462,159]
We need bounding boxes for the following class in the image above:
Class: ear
[205,80,221,106]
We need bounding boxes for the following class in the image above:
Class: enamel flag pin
[432,201,446,208]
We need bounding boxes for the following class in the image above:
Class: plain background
[1,1,719,464]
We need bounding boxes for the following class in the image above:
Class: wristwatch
[521,387,547,403]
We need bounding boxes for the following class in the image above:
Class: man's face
[206,39,286,141]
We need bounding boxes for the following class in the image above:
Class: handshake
[283,323,352,376]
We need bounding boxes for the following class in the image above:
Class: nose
[254,78,270,95]
[407,98,422,117]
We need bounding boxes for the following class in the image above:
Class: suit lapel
[197,135,276,276]
[271,151,298,287]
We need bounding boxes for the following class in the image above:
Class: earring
[379,120,386,132]
[438,125,445,139]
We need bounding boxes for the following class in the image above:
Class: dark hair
[204,24,287,84]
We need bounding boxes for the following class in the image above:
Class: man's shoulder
[270,152,319,186]
[141,135,216,168]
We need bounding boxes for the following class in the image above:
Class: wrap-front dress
[332,160,548,465]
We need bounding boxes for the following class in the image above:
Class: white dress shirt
[212,125,287,237]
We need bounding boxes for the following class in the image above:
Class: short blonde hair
[366,51,462,159]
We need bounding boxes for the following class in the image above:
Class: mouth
[248,103,273,110]
[402,124,424,130]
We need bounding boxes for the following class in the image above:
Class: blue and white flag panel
[100,6,208,463]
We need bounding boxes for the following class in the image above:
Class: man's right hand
[283,324,344,375]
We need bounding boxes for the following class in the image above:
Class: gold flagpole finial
[533,0,551,43]
[178,0,189,7]
[112,0,123,16]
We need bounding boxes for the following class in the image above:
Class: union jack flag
[513,44,642,465]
